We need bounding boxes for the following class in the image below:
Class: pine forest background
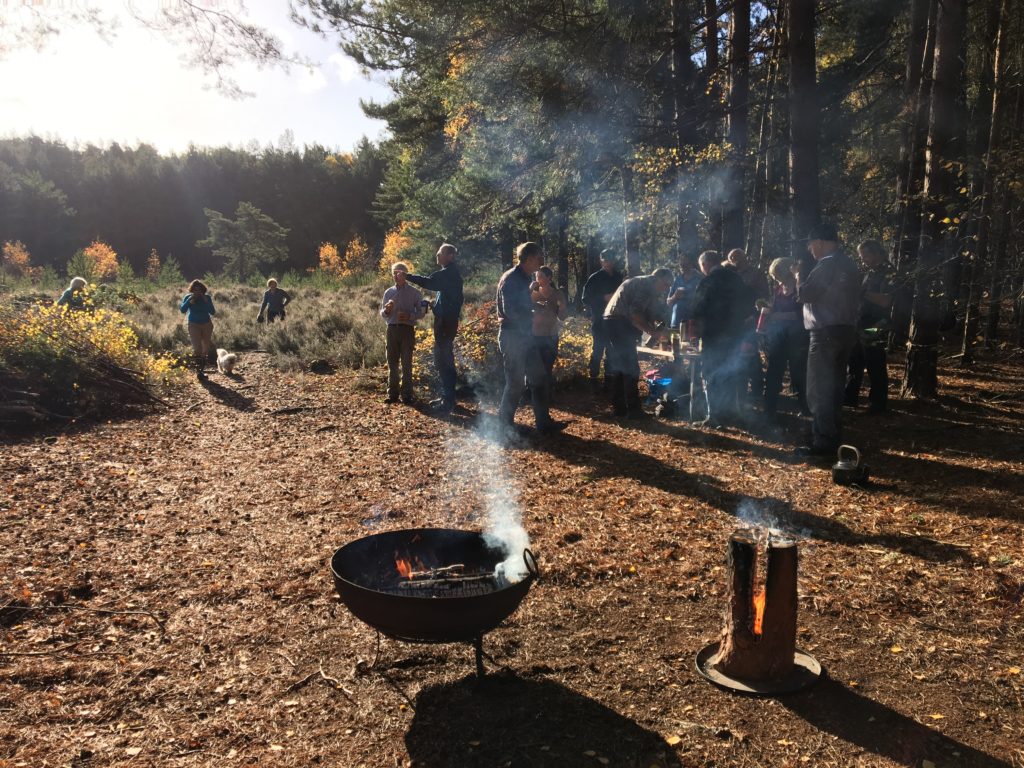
[4,0,1024,395]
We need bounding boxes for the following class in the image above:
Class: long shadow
[530,432,978,565]
[869,449,1024,524]
[198,378,257,412]
[783,678,1012,767]
[404,673,680,768]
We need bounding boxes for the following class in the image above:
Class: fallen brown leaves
[1,353,1022,767]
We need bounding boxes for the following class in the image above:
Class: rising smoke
[446,414,532,583]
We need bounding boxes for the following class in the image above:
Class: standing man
[406,243,464,413]
[603,267,674,418]
[581,249,624,391]
[380,262,425,404]
[496,242,565,435]
[692,251,754,426]
[845,239,894,414]
[794,223,862,458]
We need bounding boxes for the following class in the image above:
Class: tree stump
[711,531,798,681]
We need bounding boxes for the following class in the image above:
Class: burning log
[397,574,496,590]
[711,531,798,682]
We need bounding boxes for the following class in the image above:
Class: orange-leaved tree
[145,249,161,281]
[379,221,417,275]
[2,240,34,278]
[83,240,119,280]
[344,235,372,274]
[318,242,348,277]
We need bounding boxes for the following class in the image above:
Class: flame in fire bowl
[331,528,538,643]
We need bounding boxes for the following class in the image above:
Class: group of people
[378,223,893,455]
[582,222,893,457]
[54,222,890,456]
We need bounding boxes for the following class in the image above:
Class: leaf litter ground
[1,354,1022,767]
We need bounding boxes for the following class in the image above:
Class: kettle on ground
[832,445,869,485]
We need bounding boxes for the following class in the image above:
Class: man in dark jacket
[496,242,565,435]
[406,243,464,412]
[692,251,755,426]
[794,223,862,457]
[581,250,624,390]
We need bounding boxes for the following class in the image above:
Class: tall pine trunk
[787,0,820,257]
[961,0,1008,364]
[672,0,701,259]
[722,0,750,253]
[985,78,1024,341]
[892,0,938,343]
[902,0,967,398]
[621,164,643,276]
[747,1,785,266]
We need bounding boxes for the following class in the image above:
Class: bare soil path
[2,354,1022,767]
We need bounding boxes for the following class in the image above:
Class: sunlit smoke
[446,415,532,583]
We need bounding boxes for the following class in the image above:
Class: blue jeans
[498,329,550,428]
[807,326,857,448]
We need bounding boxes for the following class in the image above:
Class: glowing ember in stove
[752,587,766,636]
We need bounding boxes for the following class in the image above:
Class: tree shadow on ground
[198,378,256,412]
[868,449,1024,524]
[527,432,977,565]
[783,678,1013,767]
[405,672,680,768]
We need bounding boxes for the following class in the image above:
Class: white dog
[216,348,238,375]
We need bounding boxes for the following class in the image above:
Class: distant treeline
[0,136,386,278]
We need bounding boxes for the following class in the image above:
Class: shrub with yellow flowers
[0,301,179,424]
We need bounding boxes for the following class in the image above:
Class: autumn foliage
[380,221,417,275]
[2,240,35,278]
[318,242,348,277]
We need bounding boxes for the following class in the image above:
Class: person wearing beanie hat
[793,223,862,458]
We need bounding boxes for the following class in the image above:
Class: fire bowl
[331,527,537,644]
[695,641,822,695]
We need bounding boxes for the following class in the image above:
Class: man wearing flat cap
[793,223,862,458]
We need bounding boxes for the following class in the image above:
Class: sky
[0,1,391,154]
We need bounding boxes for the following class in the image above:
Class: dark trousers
[386,324,416,400]
[807,325,858,449]
[433,315,459,403]
[267,309,285,323]
[589,320,610,380]
[605,316,642,415]
[498,329,550,428]
[534,335,559,409]
[763,324,809,414]
[740,330,765,400]
[845,341,888,409]
[702,335,743,423]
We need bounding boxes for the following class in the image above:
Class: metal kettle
[832,445,869,485]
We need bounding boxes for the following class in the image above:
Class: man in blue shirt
[496,242,565,435]
[406,243,464,413]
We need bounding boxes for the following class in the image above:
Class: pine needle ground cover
[1,352,1021,767]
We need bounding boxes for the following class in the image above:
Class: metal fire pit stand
[361,549,540,680]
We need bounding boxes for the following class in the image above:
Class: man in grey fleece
[794,223,862,458]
